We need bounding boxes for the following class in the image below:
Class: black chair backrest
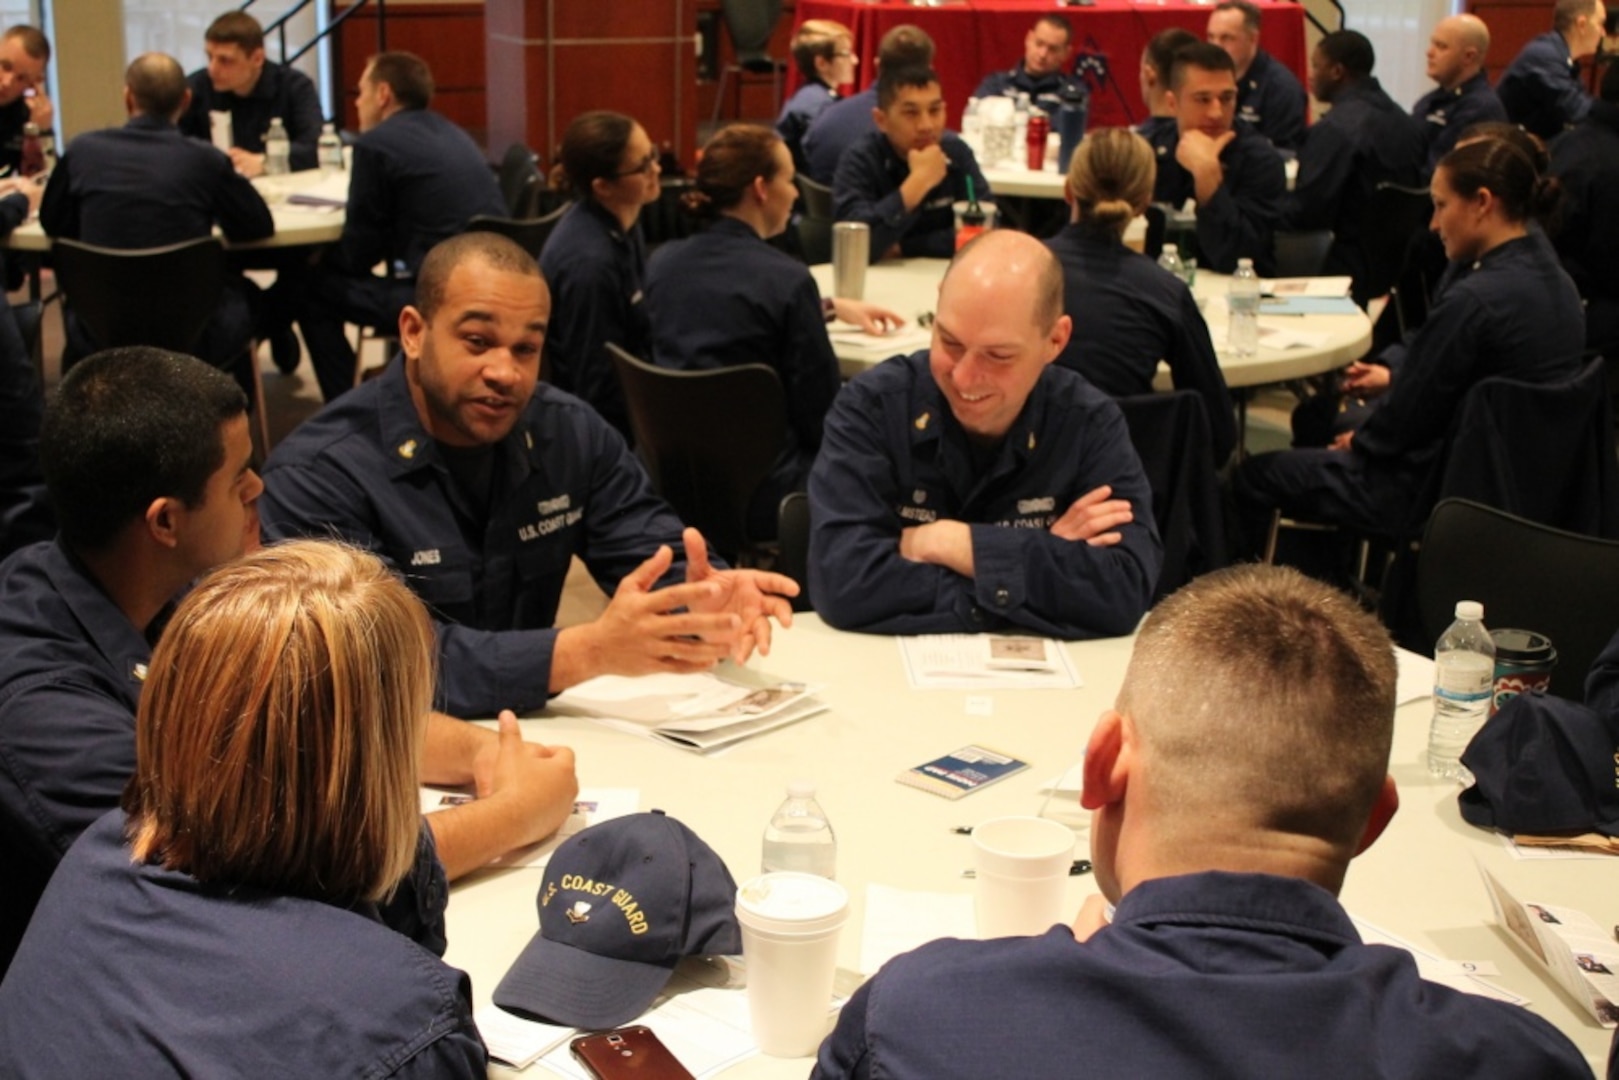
[1430,357,1619,540]
[719,0,783,62]
[498,143,543,218]
[794,176,832,264]
[776,490,812,611]
[797,173,834,221]
[641,179,703,251]
[607,344,788,559]
[1272,229,1332,279]
[1358,182,1434,306]
[466,204,572,259]
[1418,498,1619,699]
[52,237,226,353]
[1114,390,1227,601]
[1142,204,1167,261]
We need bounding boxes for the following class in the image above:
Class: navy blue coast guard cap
[493,810,742,1029]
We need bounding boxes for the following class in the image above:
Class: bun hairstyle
[1438,133,1562,229]
[682,124,783,220]
[1065,128,1156,240]
[556,110,635,200]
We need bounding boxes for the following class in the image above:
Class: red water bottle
[1025,112,1049,171]
[19,122,43,178]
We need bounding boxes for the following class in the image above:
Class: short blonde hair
[1065,128,1156,240]
[790,19,853,82]
[126,540,435,903]
[1118,564,1397,850]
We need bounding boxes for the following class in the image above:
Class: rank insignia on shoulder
[915,411,930,430]
[397,439,418,460]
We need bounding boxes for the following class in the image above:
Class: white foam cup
[971,816,1075,938]
[735,872,849,1057]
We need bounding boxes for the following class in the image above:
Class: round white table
[1,167,350,252]
[447,616,1614,1077]
[809,258,1372,389]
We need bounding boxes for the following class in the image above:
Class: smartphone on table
[569,1026,696,1080]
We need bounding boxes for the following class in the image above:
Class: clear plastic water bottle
[1426,601,1496,781]
[1228,257,1261,356]
[761,781,836,879]
[264,117,291,176]
[1157,243,1185,282]
[318,122,344,174]
[1012,92,1030,163]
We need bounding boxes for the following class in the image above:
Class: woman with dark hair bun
[1236,131,1586,546]
[643,124,900,541]
[540,110,662,440]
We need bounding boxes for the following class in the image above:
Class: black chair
[711,0,787,125]
[1417,498,1619,699]
[640,178,702,251]
[1142,204,1167,261]
[51,237,271,451]
[776,490,813,612]
[1355,182,1434,310]
[1116,390,1227,602]
[497,143,544,219]
[466,204,572,260]
[794,174,833,264]
[1271,229,1333,279]
[607,344,787,563]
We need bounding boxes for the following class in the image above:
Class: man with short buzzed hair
[973,14,1088,117]
[292,51,504,402]
[1207,0,1306,151]
[1282,30,1426,306]
[1498,0,1609,138]
[808,230,1160,637]
[178,10,323,177]
[1413,14,1507,173]
[814,563,1590,1079]
[264,231,798,718]
[801,23,934,183]
[1137,26,1198,143]
[39,52,273,394]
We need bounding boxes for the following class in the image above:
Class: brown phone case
[569,1026,697,1080]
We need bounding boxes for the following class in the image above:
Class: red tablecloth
[792,0,1306,130]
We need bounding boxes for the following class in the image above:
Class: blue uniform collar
[707,215,764,242]
[41,538,157,696]
[904,351,1049,479]
[372,357,543,487]
[580,196,634,245]
[1113,871,1361,951]
[124,113,177,135]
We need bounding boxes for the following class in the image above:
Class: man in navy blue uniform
[1147,42,1285,275]
[1282,31,1426,306]
[807,230,1160,638]
[261,232,798,718]
[833,65,992,262]
[973,14,1088,117]
[1206,0,1306,152]
[801,24,933,184]
[0,347,580,975]
[1412,15,1507,175]
[177,11,323,176]
[294,51,504,403]
[1498,0,1607,139]
[39,52,273,394]
[1551,60,1619,363]
[814,563,1592,1080]
[0,25,51,174]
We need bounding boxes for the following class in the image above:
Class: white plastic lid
[786,780,816,799]
[1455,601,1484,620]
[1161,244,1178,255]
[736,872,848,932]
[1236,257,1254,269]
